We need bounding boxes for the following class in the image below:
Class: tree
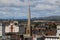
[48,22,57,30]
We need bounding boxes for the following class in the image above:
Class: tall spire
[28,0,31,28]
[26,0,31,36]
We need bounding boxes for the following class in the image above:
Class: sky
[0,0,60,19]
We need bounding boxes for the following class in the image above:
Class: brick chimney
[11,25,13,32]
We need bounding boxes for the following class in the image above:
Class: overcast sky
[0,0,60,19]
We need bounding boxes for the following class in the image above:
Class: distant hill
[0,16,60,21]
[32,16,60,21]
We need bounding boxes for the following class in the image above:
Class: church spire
[26,0,31,36]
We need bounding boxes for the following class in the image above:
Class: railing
[45,37,59,40]
[32,36,59,40]
[45,38,59,40]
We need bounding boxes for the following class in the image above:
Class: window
[58,28,60,30]
[14,23,18,25]
[59,34,60,36]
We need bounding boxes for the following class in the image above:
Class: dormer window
[14,23,18,25]
[59,34,60,36]
[58,28,60,30]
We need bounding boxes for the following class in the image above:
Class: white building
[57,25,60,37]
[0,23,2,36]
[5,22,19,33]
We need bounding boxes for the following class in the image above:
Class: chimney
[11,25,13,32]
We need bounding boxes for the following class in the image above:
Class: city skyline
[0,0,60,19]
